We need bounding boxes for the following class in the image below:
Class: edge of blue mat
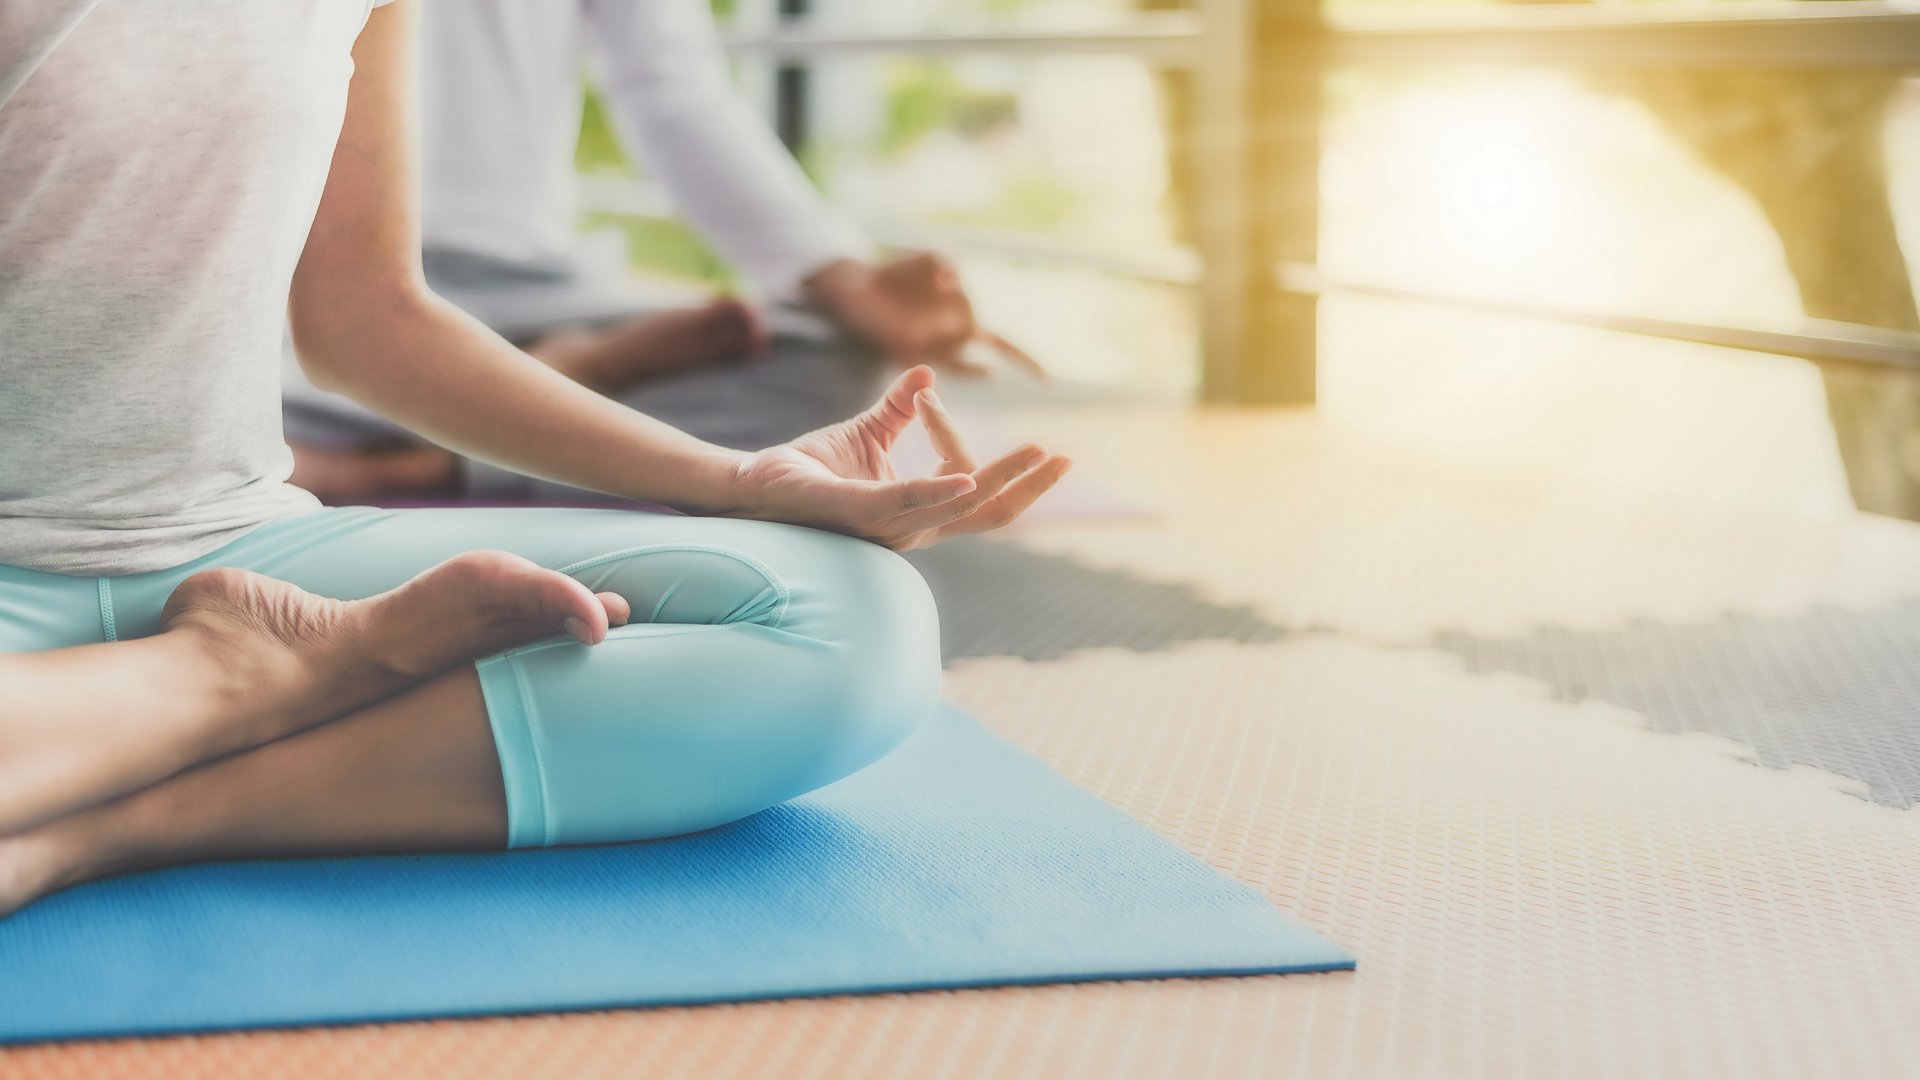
[0,706,1353,1045]
[5,963,1360,1047]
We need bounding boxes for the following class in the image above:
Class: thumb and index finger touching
[833,363,1068,534]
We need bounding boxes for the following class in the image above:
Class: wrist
[800,258,874,317]
[681,445,758,518]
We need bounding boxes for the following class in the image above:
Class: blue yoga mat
[0,707,1352,1043]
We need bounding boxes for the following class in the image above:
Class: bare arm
[585,0,868,299]
[583,0,1039,377]
[289,2,749,514]
[292,3,1057,544]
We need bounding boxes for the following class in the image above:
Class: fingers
[936,454,1073,538]
[878,251,959,296]
[831,471,977,523]
[881,444,1044,537]
[908,351,993,379]
[856,365,937,442]
[978,329,1047,380]
[875,251,975,348]
[911,332,1042,381]
[914,388,976,473]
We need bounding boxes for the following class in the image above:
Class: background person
[285,0,1038,503]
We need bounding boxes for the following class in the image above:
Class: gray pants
[283,248,884,500]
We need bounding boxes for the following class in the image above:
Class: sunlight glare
[1445,138,1545,239]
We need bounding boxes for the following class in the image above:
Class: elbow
[289,327,367,396]
[287,267,434,393]
[290,335,347,394]
[284,293,336,390]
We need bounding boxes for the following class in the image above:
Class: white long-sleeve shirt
[420,0,868,297]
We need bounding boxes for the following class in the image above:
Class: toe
[538,571,610,646]
[0,832,59,920]
[427,551,610,647]
[597,591,632,628]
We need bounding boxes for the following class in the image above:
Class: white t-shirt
[418,0,867,298]
[0,0,390,575]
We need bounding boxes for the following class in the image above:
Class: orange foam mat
[12,640,1920,1079]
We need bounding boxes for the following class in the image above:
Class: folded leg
[131,508,946,848]
[0,551,625,835]
[1,509,941,913]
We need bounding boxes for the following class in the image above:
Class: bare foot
[289,440,460,505]
[162,551,632,735]
[0,555,630,916]
[0,794,180,918]
[527,296,768,394]
[0,830,63,918]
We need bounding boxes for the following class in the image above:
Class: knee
[484,534,944,848]
[817,535,939,643]
[662,534,941,826]
[760,525,937,639]
[786,540,942,775]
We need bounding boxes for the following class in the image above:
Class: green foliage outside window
[574,85,733,287]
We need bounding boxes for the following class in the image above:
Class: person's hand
[730,366,1071,550]
[802,254,1044,379]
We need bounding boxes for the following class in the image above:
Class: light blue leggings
[0,508,943,848]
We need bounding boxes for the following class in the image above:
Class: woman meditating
[0,0,1068,915]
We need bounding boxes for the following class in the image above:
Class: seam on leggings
[648,581,682,623]
[554,543,792,629]
[96,578,117,643]
[492,624,729,663]
[507,660,558,848]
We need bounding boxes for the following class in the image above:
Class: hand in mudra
[732,366,1071,551]
[805,254,1044,379]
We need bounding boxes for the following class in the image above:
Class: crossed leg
[0,507,941,917]
[0,551,629,837]
[1,666,504,915]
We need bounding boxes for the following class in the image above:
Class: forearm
[289,2,750,516]
[292,281,751,514]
